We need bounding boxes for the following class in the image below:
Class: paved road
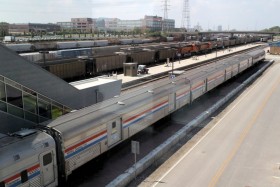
[141,61,280,187]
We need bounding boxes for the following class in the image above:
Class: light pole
[215,44,218,58]
[39,51,49,67]
[178,43,181,64]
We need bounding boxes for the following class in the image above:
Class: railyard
[59,44,269,186]
[1,1,280,187]
[0,38,276,187]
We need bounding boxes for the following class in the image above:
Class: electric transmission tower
[181,0,190,30]
[162,0,169,32]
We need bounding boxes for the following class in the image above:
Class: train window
[21,170,28,183]
[43,153,52,166]
[0,181,5,187]
[112,122,116,129]
[112,121,117,134]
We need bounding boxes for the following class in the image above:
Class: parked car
[137,65,149,74]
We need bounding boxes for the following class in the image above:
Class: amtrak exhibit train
[0,49,265,187]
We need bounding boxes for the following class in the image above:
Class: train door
[107,117,122,147]
[202,79,207,93]
[39,151,55,186]
[204,78,208,92]
[168,93,176,112]
[238,64,240,73]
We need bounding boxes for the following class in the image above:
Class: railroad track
[121,45,266,93]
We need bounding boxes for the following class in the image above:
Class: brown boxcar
[158,48,177,61]
[94,54,126,73]
[47,60,86,80]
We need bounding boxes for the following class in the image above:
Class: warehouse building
[59,15,175,32]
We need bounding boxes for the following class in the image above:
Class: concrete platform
[117,43,264,84]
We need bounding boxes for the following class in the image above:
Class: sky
[0,0,279,30]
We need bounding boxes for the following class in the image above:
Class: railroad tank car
[0,49,266,187]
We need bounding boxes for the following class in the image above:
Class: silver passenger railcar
[0,49,266,186]
[0,129,58,187]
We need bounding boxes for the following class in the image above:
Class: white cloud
[0,0,278,29]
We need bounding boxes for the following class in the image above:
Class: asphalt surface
[141,60,280,187]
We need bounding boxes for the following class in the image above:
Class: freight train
[30,36,261,80]
[4,38,153,53]
[0,49,265,187]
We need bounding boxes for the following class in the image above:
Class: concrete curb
[106,60,274,187]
